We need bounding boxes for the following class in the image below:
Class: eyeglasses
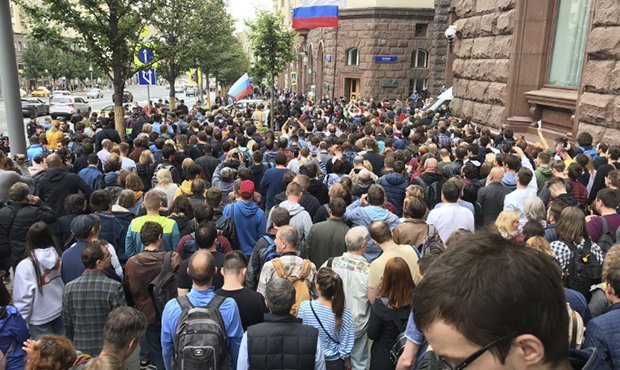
[438,336,511,370]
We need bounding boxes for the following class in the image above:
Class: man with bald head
[412,157,444,208]
[477,166,512,226]
[34,153,92,217]
[160,250,243,370]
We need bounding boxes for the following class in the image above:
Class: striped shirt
[298,300,355,360]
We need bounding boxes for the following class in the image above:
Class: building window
[546,0,591,87]
[346,48,359,66]
[415,24,428,37]
[409,78,427,94]
[411,49,428,68]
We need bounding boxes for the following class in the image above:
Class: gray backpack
[173,295,230,370]
[598,217,615,253]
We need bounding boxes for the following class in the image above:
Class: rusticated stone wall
[575,0,620,143]
[449,0,516,128]
[283,5,451,100]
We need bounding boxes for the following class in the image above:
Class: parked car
[86,88,104,99]
[51,90,72,97]
[185,85,199,97]
[25,98,49,116]
[31,87,51,98]
[49,96,91,119]
[122,90,134,103]
[21,100,39,118]
[93,104,115,116]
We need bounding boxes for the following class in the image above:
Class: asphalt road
[0,84,205,139]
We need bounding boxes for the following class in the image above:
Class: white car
[420,87,453,115]
[50,95,91,119]
[51,90,72,97]
[86,88,104,99]
[225,99,267,111]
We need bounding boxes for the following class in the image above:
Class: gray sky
[228,0,274,32]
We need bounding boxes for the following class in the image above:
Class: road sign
[291,71,297,86]
[138,68,157,85]
[139,25,154,42]
[136,47,154,66]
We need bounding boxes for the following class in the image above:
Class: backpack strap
[299,259,312,280]
[162,251,173,274]
[207,294,227,310]
[262,235,274,245]
[326,257,334,268]
[272,258,289,279]
[176,294,193,311]
[309,301,340,345]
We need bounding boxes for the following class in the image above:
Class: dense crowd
[0,91,619,370]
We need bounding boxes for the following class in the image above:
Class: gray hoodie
[13,247,64,325]
[267,200,313,256]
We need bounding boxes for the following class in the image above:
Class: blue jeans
[29,316,65,338]
[140,324,164,370]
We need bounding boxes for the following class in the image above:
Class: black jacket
[195,154,220,182]
[441,159,464,179]
[94,127,121,152]
[308,179,329,205]
[363,151,385,177]
[34,167,92,217]
[367,298,410,370]
[0,201,56,267]
[246,314,318,370]
[477,182,512,226]
[245,230,277,290]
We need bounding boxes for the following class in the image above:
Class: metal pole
[147,84,151,112]
[331,25,339,102]
[0,1,26,155]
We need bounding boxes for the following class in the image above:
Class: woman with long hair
[136,149,154,192]
[154,168,179,209]
[12,222,64,338]
[298,267,355,370]
[367,257,415,370]
[124,173,144,215]
[167,195,194,237]
[0,282,30,370]
[550,206,605,274]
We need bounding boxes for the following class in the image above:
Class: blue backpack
[258,236,278,263]
[181,232,198,260]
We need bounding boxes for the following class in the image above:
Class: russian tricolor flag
[228,73,253,101]
[292,0,345,30]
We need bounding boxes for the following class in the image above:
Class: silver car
[86,88,104,99]
[50,95,91,119]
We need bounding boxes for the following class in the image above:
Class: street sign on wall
[138,68,157,85]
[374,56,398,63]
[291,71,298,86]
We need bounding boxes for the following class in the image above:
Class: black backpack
[217,204,240,250]
[598,217,615,253]
[174,295,230,370]
[563,240,602,301]
[148,252,178,320]
[418,225,446,257]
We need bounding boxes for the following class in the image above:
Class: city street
[0,84,203,137]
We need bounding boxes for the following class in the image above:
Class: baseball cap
[71,214,96,237]
[239,180,255,198]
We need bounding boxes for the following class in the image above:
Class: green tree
[151,0,205,110]
[21,0,159,139]
[247,11,296,129]
[215,35,250,87]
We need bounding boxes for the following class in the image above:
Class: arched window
[412,49,428,68]
[346,48,359,66]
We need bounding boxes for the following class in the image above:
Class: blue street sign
[138,68,157,85]
[137,47,155,65]
[374,56,398,63]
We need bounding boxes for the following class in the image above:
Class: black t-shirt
[216,288,266,331]
[177,250,225,291]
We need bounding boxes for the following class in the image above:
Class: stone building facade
[449,0,620,143]
[278,0,451,100]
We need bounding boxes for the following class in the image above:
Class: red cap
[239,180,255,198]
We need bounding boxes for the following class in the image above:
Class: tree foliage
[22,37,103,83]
[246,11,296,85]
[20,0,159,138]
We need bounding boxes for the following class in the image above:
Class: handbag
[379,298,408,365]
[309,301,340,345]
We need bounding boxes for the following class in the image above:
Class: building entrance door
[345,78,360,100]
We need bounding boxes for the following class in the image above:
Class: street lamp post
[89,64,93,87]
[0,0,27,155]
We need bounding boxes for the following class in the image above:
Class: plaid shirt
[438,134,452,146]
[550,238,604,272]
[63,269,126,356]
[257,253,317,298]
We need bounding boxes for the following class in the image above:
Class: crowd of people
[0,90,619,370]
